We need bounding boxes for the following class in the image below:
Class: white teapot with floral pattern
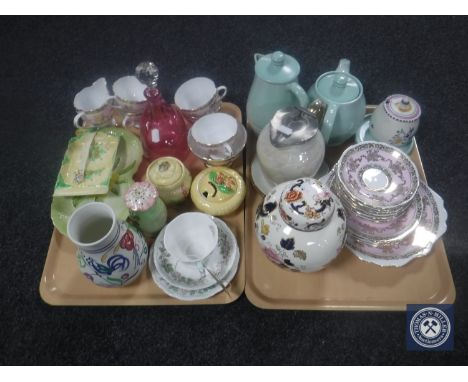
[255,178,346,272]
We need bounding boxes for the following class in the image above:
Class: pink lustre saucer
[337,142,419,210]
[346,182,447,267]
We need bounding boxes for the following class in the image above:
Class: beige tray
[40,103,245,306]
[245,106,455,311]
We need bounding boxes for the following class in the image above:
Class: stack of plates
[324,142,447,267]
[149,217,240,300]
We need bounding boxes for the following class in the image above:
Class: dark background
[0,16,467,365]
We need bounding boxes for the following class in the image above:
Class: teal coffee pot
[308,59,366,146]
[247,51,309,135]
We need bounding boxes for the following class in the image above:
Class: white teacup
[191,113,237,146]
[370,94,421,147]
[163,212,218,263]
[73,78,114,128]
[174,77,227,122]
[112,75,147,129]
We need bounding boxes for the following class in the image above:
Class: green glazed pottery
[308,58,366,146]
[246,51,309,135]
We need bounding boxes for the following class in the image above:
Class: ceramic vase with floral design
[255,178,346,272]
[67,202,148,287]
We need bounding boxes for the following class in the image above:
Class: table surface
[0,16,466,365]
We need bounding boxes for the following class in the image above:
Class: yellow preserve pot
[146,156,192,205]
[191,167,246,216]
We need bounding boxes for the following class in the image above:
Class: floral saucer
[153,218,238,290]
[355,114,415,155]
[337,142,419,210]
[325,167,424,242]
[251,155,329,195]
[346,182,447,267]
[149,242,240,301]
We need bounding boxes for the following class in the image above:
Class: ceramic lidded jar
[146,156,192,205]
[255,178,346,272]
[124,181,167,242]
[190,167,246,216]
[247,51,309,135]
[67,202,148,287]
[370,94,421,147]
[256,107,325,184]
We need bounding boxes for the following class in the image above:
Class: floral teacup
[73,78,114,128]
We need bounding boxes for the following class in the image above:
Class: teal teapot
[247,51,309,135]
[308,59,366,146]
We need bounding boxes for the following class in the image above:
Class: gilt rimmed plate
[346,182,447,267]
[337,142,419,210]
[152,217,238,290]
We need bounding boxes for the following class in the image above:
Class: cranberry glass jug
[136,62,189,161]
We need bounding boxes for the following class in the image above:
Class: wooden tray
[40,103,246,306]
[245,106,456,311]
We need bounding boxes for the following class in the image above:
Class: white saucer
[355,114,415,155]
[149,245,240,301]
[251,155,329,195]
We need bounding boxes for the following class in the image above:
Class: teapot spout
[336,58,351,73]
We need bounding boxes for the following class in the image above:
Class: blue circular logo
[410,307,451,348]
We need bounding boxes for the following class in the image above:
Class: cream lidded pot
[146,156,192,205]
[256,107,325,185]
[370,94,421,147]
[255,178,346,272]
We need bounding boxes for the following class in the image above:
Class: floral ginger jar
[255,178,346,272]
[67,202,148,287]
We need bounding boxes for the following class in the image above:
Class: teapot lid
[316,70,361,103]
[269,107,319,147]
[254,51,301,84]
[279,178,335,232]
[383,94,421,121]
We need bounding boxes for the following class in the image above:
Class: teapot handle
[254,53,264,63]
[321,103,339,144]
[287,82,309,108]
[336,58,351,73]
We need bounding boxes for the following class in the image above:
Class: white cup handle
[216,86,227,100]
[122,114,131,129]
[73,112,85,129]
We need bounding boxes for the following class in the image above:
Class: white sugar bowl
[255,178,346,272]
[370,94,421,147]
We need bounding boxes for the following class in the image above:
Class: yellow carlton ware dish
[191,167,246,216]
[146,156,192,205]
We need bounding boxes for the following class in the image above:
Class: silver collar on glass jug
[269,106,322,148]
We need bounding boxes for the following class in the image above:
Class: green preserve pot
[124,181,167,242]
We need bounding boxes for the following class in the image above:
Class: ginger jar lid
[124,181,159,212]
[279,178,335,232]
[147,156,186,189]
[383,94,421,121]
[255,51,301,84]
